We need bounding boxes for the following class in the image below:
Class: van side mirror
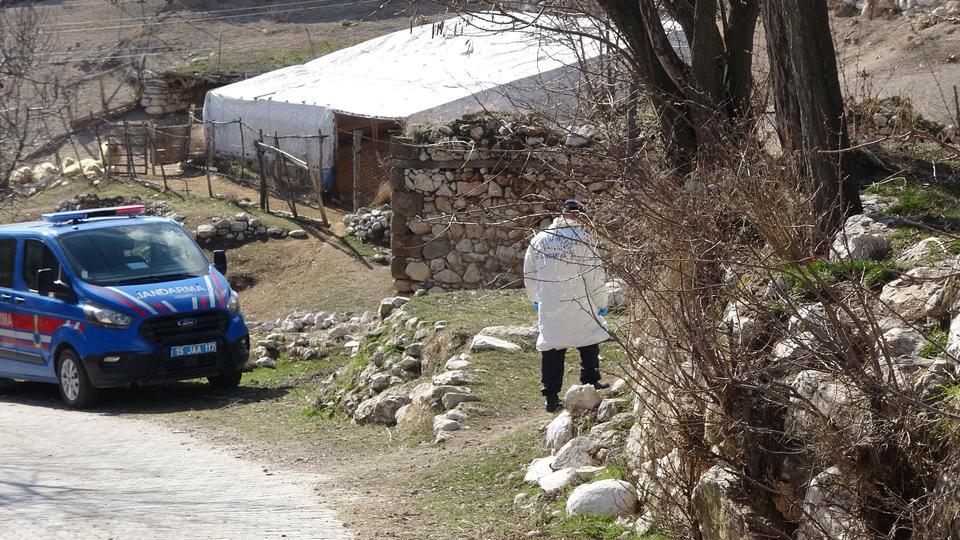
[37,268,73,301]
[213,250,228,275]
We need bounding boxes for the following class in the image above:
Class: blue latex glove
[533,302,540,312]
[597,307,608,317]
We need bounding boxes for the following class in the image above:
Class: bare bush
[0,6,65,189]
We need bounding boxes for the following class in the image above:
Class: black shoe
[591,381,610,390]
[545,394,562,413]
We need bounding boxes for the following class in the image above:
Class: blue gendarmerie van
[0,205,249,408]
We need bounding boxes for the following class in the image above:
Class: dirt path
[0,400,353,539]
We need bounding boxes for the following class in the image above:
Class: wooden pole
[256,139,269,211]
[149,124,168,191]
[953,85,959,128]
[306,27,316,57]
[305,153,329,227]
[123,120,136,181]
[352,129,362,212]
[186,104,195,162]
[206,122,215,198]
[238,118,246,180]
[273,132,298,218]
[142,124,151,175]
[93,125,105,173]
[147,122,157,175]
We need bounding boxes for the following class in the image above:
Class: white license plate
[170,342,217,358]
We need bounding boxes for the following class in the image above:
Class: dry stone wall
[141,74,206,116]
[389,137,609,294]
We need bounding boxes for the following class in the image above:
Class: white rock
[433,416,462,435]
[879,326,926,357]
[538,468,582,494]
[830,214,892,261]
[546,411,574,452]
[798,467,870,539]
[443,409,467,422]
[898,237,949,263]
[444,353,472,370]
[476,325,539,349]
[288,229,308,239]
[255,357,276,369]
[524,456,557,485]
[722,301,764,346]
[354,392,410,426]
[785,371,871,445]
[404,261,431,282]
[880,264,956,321]
[609,378,629,396]
[470,335,522,353]
[432,370,480,385]
[441,392,480,410]
[196,224,216,239]
[597,399,624,422]
[692,466,752,540]
[552,437,598,470]
[563,384,602,414]
[565,479,637,517]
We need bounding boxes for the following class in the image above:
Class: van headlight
[83,303,135,329]
[227,292,240,315]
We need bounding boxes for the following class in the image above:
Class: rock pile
[343,205,391,246]
[249,294,485,442]
[851,97,957,142]
[56,194,176,219]
[195,213,291,244]
[520,381,636,513]
[140,75,202,116]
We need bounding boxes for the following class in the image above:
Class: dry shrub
[586,134,960,538]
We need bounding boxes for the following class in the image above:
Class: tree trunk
[761,0,862,244]
[598,0,698,170]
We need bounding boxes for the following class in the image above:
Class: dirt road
[0,399,352,539]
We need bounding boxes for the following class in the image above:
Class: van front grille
[138,312,229,342]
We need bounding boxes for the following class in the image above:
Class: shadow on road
[0,379,289,415]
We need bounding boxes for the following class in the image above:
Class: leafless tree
[0,5,67,189]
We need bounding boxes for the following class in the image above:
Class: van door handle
[13,297,25,304]
[0,294,10,301]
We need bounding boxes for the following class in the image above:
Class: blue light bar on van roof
[42,205,146,223]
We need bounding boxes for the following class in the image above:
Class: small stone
[441,392,481,410]
[563,384,602,414]
[470,335,522,353]
[255,357,277,369]
[432,370,480,385]
[288,229,308,239]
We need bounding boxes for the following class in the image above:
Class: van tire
[207,369,242,389]
[57,349,98,409]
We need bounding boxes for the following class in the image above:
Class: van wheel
[57,349,98,409]
[207,369,242,390]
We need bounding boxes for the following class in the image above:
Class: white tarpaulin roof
[203,12,687,171]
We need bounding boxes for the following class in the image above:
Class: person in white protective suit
[523,199,610,413]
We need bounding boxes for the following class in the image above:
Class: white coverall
[523,216,609,352]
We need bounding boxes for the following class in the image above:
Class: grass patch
[241,357,338,388]
[178,42,354,77]
[339,233,380,260]
[413,426,546,537]
[865,179,960,230]
[782,259,901,296]
[920,329,949,359]
[405,289,535,336]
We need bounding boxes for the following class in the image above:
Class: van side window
[23,240,62,292]
[0,239,15,288]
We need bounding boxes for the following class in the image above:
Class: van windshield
[57,222,210,286]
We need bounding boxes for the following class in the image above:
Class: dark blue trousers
[540,343,600,396]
